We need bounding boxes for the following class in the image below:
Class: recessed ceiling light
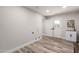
[46,10,50,13]
[62,6,67,8]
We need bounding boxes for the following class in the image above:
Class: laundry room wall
[0,6,43,52]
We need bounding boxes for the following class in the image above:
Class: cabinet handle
[70,34,72,37]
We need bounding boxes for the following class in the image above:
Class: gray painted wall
[0,7,43,52]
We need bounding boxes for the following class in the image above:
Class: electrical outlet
[32,32,34,34]
[38,36,40,38]
[35,38,37,40]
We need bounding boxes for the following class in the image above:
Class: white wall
[0,7,43,52]
[43,12,79,39]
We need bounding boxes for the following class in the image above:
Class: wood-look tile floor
[14,36,74,53]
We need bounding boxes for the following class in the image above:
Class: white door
[53,25,62,38]
[44,20,53,37]
[53,20,62,38]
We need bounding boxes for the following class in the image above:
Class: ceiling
[25,6,79,16]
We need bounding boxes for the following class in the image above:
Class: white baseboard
[43,34,65,39]
[4,36,42,53]
[43,34,53,37]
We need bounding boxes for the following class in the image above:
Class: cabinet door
[69,32,76,42]
[66,32,71,41]
[66,31,76,42]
